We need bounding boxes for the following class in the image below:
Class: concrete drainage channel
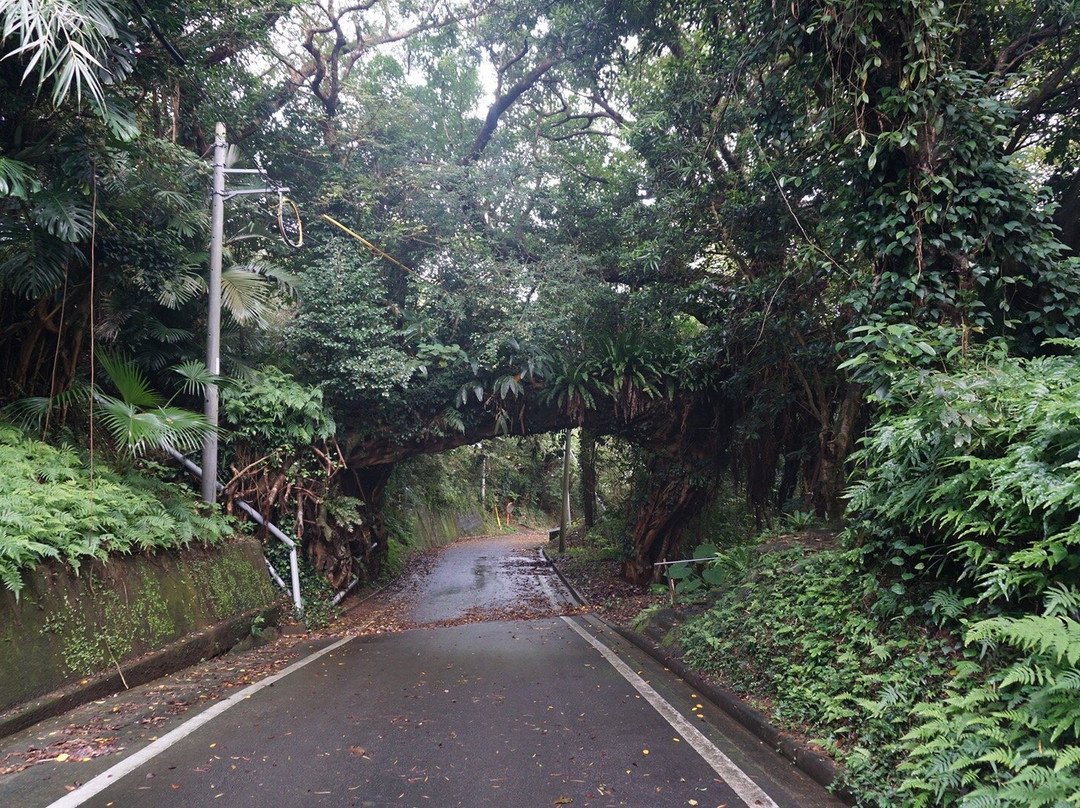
[539,547,855,805]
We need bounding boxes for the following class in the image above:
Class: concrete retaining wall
[404,505,487,550]
[0,539,278,715]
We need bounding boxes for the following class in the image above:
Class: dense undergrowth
[678,346,1080,807]
[0,422,233,599]
[681,545,962,802]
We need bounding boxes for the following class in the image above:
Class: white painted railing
[165,446,303,618]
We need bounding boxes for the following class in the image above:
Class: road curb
[0,604,281,741]
[540,547,854,805]
[539,547,590,607]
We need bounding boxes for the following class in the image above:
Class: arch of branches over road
[324,361,847,588]
[339,390,730,587]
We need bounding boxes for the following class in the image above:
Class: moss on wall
[399,505,486,551]
[0,539,278,713]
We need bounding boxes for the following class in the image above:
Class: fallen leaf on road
[553,799,573,806]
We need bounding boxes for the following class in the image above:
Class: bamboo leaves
[0,0,133,110]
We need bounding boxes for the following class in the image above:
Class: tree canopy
[3,0,1080,586]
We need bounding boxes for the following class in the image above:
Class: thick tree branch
[460,58,559,165]
[1006,50,1080,153]
[589,92,627,127]
[993,23,1066,76]
[202,2,295,67]
[234,0,483,144]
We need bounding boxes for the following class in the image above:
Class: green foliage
[565,526,623,562]
[0,421,232,598]
[599,329,674,416]
[485,434,572,518]
[221,367,335,455]
[285,238,416,425]
[680,480,757,549]
[662,543,736,599]
[827,342,1080,804]
[899,589,1080,807]
[0,156,39,198]
[783,509,817,531]
[8,352,215,457]
[95,353,214,455]
[384,436,567,548]
[0,0,135,111]
[847,347,1080,604]
[386,448,487,534]
[681,547,963,804]
[840,322,973,402]
[541,359,609,424]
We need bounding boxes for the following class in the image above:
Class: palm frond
[97,352,163,408]
[171,361,228,398]
[152,269,204,309]
[146,318,193,345]
[259,263,302,298]
[4,383,90,425]
[95,395,211,455]
[94,394,144,450]
[220,265,271,325]
[149,406,212,454]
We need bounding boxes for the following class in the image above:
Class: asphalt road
[9,533,846,808]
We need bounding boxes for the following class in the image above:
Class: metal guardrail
[165,446,303,618]
[653,557,714,606]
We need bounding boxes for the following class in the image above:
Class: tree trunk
[622,464,712,583]
[323,463,394,585]
[815,384,863,521]
[579,427,598,528]
[623,455,714,585]
[559,428,572,552]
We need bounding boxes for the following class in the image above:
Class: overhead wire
[132,0,186,66]
[320,214,446,293]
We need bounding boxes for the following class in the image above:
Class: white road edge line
[561,616,780,808]
[45,634,355,808]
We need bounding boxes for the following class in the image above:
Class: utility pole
[201,123,289,503]
[479,445,487,506]
[202,123,226,503]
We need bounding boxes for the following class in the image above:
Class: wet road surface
[2,532,846,808]
[405,533,574,625]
